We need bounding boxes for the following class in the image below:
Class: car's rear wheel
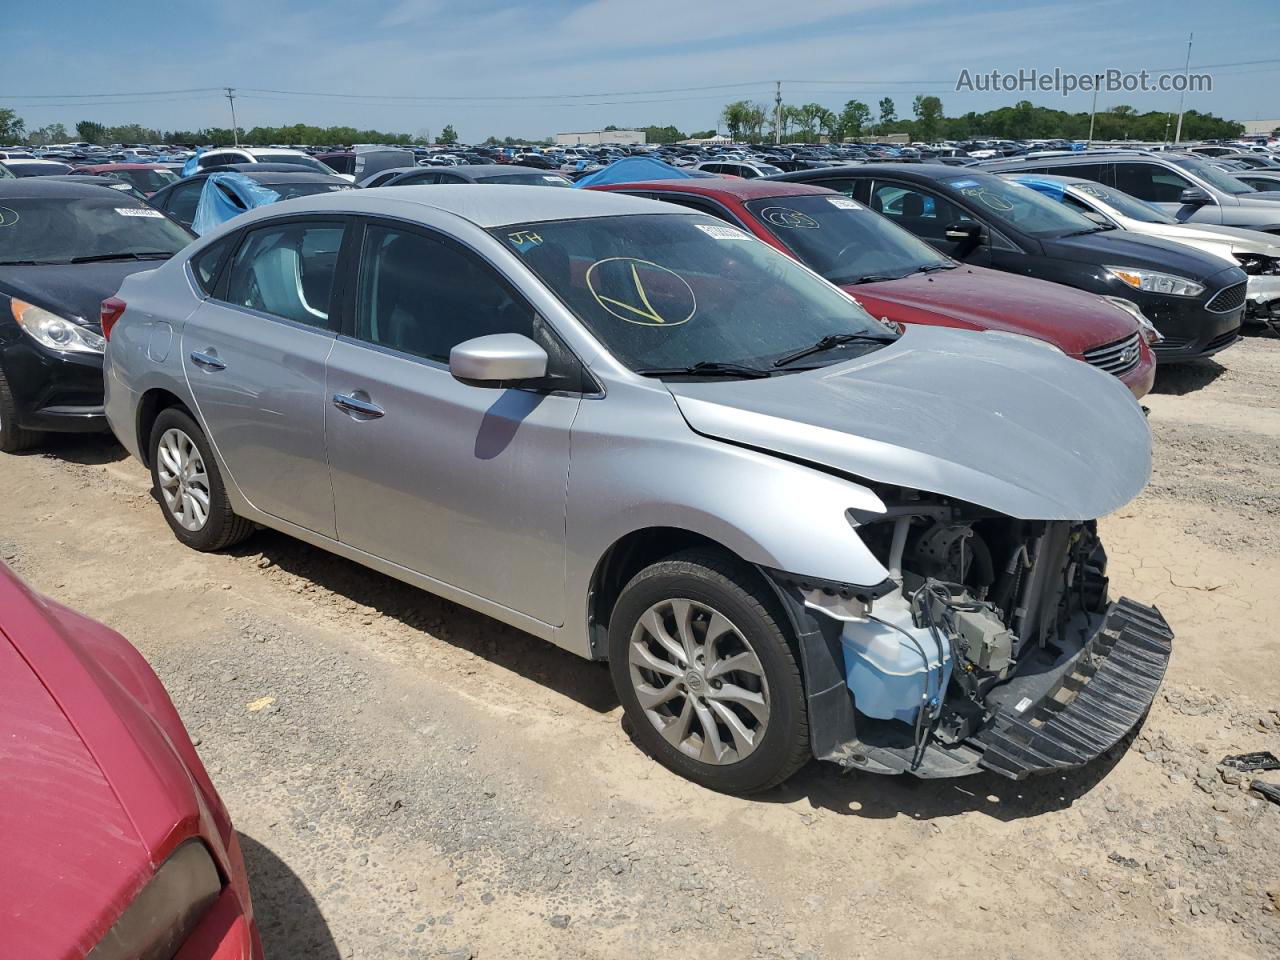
[608,549,809,794]
[0,369,41,453]
[149,408,253,551]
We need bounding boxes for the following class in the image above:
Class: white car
[192,147,350,180]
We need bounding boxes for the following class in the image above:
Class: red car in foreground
[0,564,261,959]
[591,178,1157,398]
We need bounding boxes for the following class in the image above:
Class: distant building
[1242,119,1280,137]
[555,129,646,146]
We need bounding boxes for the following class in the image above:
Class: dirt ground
[2,331,1279,960]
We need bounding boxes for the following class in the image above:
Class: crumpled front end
[764,488,1172,780]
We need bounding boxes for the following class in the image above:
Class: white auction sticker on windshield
[115,207,164,218]
[695,224,751,240]
[827,196,861,210]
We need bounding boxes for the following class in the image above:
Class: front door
[181,218,348,537]
[324,221,582,626]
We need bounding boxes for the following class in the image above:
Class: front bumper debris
[972,598,1173,780]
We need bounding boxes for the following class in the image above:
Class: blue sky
[2,0,1277,140]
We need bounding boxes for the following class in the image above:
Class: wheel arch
[135,388,193,467]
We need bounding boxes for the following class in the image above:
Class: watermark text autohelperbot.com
[956,68,1212,97]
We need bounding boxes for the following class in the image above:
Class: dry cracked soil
[1,331,1279,960]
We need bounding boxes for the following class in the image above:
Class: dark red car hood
[0,567,227,958]
[848,264,1136,358]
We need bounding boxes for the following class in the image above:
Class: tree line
[718,96,1246,143]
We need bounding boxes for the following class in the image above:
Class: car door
[1113,161,1220,223]
[181,217,350,538]
[323,219,585,626]
[868,179,972,251]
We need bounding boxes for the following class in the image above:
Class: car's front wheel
[0,368,40,453]
[608,549,810,794]
[149,407,253,551]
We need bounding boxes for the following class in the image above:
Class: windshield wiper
[0,259,49,266]
[846,273,902,285]
[68,252,174,264]
[1060,225,1116,238]
[773,332,896,368]
[915,262,956,273]
[637,360,773,380]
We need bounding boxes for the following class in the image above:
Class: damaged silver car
[104,186,1173,794]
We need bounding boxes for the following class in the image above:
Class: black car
[0,180,194,451]
[358,164,573,189]
[768,164,1248,361]
[148,169,353,230]
[42,174,151,203]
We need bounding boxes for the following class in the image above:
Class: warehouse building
[554,129,647,146]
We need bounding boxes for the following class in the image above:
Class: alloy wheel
[628,598,770,765]
[156,427,212,531]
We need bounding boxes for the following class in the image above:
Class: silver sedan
[104,186,1171,793]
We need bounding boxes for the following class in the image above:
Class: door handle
[189,351,226,371]
[333,392,385,418]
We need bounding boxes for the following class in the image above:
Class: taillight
[100,297,126,341]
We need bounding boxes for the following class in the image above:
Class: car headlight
[1102,296,1162,344]
[1104,266,1204,298]
[89,841,222,960]
[10,299,105,354]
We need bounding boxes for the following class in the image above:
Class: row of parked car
[2,138,1266,957]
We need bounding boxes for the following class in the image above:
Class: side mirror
[449,333,548,387]
[1179,187,1211,206]
[944,221,982,243]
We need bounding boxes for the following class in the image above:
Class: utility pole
[1173,32,1193,145]
[225,87,239,146]
[774,80,782,145]
[1087,88,1098,147]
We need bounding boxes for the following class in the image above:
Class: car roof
[76,162,172,171]
[183,170,348,185]
[600,178,834,200]
[770,162,965,183]
[0,178,142,199]
[268,183,681,228]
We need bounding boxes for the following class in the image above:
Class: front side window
[1167,154,1256,196]
[163,181,205,227]
[356,224,536,363]
[1112,162,1193,203]
[496,213,894,373]
[225,221,344,329]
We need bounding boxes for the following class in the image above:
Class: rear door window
[1113,162,1193,203]
[224,220,346,330]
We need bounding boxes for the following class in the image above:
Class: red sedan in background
[0,564,261,959]
[591,178,1157,398]
[74,163,180,197]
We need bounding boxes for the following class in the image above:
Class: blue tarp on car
[1008,175,1067,202]
[191,173,281,236]
[572,156,695,187]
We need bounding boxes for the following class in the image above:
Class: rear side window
[191,235,235,295]
[225,221,345,329]
[163,181,205,228]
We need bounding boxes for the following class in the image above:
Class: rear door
[181,217,350,537]
[323,219,584,625]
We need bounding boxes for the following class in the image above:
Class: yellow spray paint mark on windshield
[585,257,696,327]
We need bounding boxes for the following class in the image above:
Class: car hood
[0,630,149,957]
[0,260,161,328]
[665,325,1151,521]
[848,265,1135,356]
[1157,222,1280,256]
[1043,229,1233,277]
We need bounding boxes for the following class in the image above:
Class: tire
[149,407,254,551]
[608,548,810,794]
[0,368,41,453]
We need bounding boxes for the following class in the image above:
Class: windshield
[1071,181,1174,224]
[254,153,332,173]
[110,168,180,192]
[753,164,785,176]
[1167,154,1256,195]
[0,195,192,264]
[4,161,75,177]
[743,194,952,284]
[490,173,573,186]
[495,213,894,373]
[944,173,1098,237]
